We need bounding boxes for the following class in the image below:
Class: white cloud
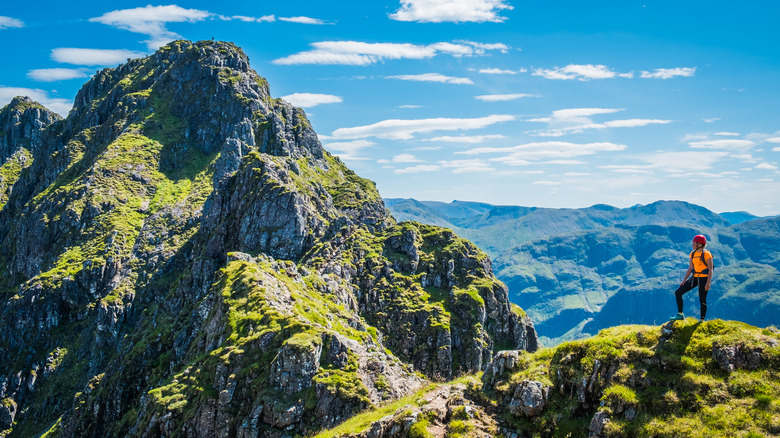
[429,42,474,57]
[394,165,441,174]
[273,52,375,66]
[478,68,524,74]
[533,181,561,185]
[390,0,513,23]
[229,15,275,22]
[765,137,780,143]
[90,5,210,50]
[27,68,89,82]
[279,16,330,25]
[324,140,376,153]
[715,132,740,136]
[426,134,505,143]
[460,141,626,161]
[331,114,514,140]
[0,16,24,29]
[602,119,672,128]
[399,104,422,109]
[272,40,504,65]
[530,108,623,122]
[387,73,473,85]
[732,154,757,162]
[51,48,147,66]
[457,40,510,53]
[391,153,423,163]
[280,93,342,108]
[528,108,670,137]
[475,93,537,102]
[439,159,494,173]
[599,165,654,174]
[324,139,376,161]
[703,118,721,123]
[773,147,780,152]
[640,67,696,79]
[688,139,755,150]
[756,163,778,170]
[642,151,729,173]
[544,160,587,165]
[683,133,709,142]
[0,87,72,116]
[603,151,732,177]
[533,64,631,81]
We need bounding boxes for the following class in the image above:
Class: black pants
[675,276,708,318]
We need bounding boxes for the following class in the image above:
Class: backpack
[691,249,713,276]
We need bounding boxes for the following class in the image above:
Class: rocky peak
[66,40,322,168]
[0,96,61,161]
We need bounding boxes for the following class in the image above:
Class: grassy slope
[313,319,780,438]
[496,319,780,437]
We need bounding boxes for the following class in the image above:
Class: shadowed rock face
[0,40,536,438]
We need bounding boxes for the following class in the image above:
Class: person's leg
[674,278,696,316]
[698,278,708,320]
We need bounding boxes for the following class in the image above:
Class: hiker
[671,235,714,321]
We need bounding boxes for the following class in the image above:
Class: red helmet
[693,235,707,244]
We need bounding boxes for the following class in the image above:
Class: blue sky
[2,1,779,215]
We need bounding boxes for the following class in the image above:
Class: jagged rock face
[308,222,538,380]
[0,96,61,161]
[0,97,61,210]
[0,40,535,438]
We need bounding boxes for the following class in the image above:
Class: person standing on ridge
[671,234,714,321]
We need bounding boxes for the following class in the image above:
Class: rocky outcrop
[0,96,61,161]
[348,382,499,438]
[508,380,550,417]
[712,338,778,373]
[0,97,61,210]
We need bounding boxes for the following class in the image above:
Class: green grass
[489,319,780,438]
[0,147,33,209]
[312,383,438,438]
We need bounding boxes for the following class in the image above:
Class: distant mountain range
[386,198,780,345]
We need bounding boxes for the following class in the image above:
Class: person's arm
[705,255,714,290]
[682,260,693,285]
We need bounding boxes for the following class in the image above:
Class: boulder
[508,380,550,417]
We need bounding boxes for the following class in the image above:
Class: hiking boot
[670,313,685,321]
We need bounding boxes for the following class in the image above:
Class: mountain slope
[0,41,535,438]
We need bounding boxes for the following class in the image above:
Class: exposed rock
[508,380,550,417]
[712,341,773,373]
[269,338,323,395]
[588,410,610,438]
[0,398,17,431]
[483,350,522,386]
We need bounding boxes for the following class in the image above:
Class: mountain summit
[0,41,536,437]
